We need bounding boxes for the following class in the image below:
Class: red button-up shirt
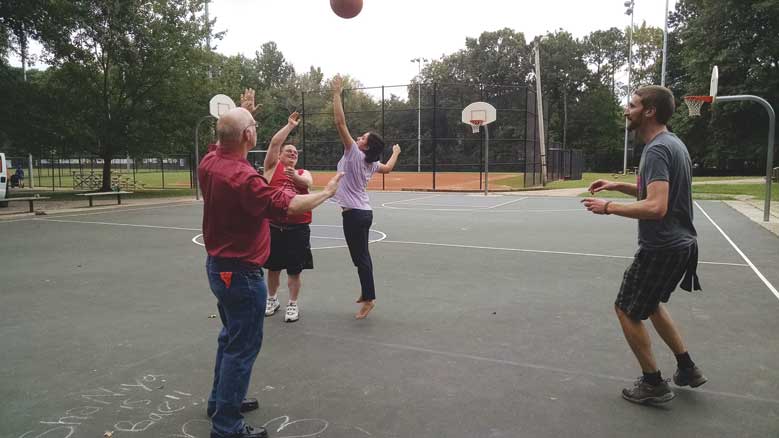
[199,147,294,267]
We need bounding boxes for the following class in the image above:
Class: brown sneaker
[621,377,675,405]
[673,365,708,388]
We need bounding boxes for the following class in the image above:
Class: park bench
[3,196,51,213]
[77,191,133,207]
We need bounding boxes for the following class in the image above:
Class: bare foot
[355,301,375,319]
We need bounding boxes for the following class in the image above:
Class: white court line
[191,226,387,250]
[380,239,747,267]
[384,202,497,208]
[0,201,197,223]
[380,194,440,206]
[385,198,528,210]
[381,203,583,213]
[36,218,200,231]
[487,196,528,209]
[695,201,779,301]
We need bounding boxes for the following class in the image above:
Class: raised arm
[239,88,262,117]
[263,112,300,180]
[377,144,401,174]
[332,75,355,149]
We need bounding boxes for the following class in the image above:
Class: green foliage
[671,0,779,168]
[3,0,777,179]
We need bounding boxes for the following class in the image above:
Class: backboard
[209,94,236,118]
[462,102,497,133]
[710,65,718,100]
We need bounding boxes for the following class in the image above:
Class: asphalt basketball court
[2,192,777,437]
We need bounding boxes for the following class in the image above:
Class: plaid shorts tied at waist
[616,242,702,320]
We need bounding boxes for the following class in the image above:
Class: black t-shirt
[637,131,697,250]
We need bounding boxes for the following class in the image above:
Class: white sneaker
[284,302,299,323]
[265,296,280,316]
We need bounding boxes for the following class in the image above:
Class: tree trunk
[100,141,113,192]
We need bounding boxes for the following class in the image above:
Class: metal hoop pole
[716,95,775,222]
[484,125,490,196]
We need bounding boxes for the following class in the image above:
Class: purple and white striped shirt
[334,144,379,210]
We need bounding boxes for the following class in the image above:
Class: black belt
[270,223,309,231]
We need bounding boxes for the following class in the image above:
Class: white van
[0,153,8,207]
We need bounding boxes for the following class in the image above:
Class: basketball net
[470,120,484,133]
[683,95,713,117]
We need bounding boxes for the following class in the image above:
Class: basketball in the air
[330,0,363,19]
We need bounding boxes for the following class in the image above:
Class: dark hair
[634,85,675,125]
[363,132,385,163]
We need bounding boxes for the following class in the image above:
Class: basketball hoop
[683,95,713,117]
[469,119,484,133]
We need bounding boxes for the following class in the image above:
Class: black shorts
[616,242,700,320]
[263,224,314,275]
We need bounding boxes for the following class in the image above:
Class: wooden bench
[4,196,51,213]
[77,191,133,207]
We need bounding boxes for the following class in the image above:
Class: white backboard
[209,94,236,118]
[710,65,719,99]
[462,101,496,133]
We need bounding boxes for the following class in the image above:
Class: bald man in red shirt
[199,106,341,438]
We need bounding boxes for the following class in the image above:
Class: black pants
[342,209,375,301]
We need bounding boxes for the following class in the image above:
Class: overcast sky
[209,0,677,88]
[13,0,677,90]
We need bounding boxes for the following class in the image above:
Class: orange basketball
[330,0,363,19]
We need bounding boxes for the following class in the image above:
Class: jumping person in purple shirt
[332,75,401,319]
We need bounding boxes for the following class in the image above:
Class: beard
[626,116,641,132]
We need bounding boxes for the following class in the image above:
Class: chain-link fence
[293,82,582,190]
[6,155,195,191]
[10,82,583,192]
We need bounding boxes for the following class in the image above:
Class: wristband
[604,201,612,215]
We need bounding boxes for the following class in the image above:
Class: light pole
[411,57,427,172]
[623,0,635,175]
[660,0,669,86]
[533,37,548,186]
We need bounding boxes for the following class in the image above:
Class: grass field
[14,169,776,202]
[25,169,193,189]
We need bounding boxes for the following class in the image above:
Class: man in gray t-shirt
[582,86,706,405]
[637,131,696,250]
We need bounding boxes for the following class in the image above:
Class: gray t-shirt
[637,131,697,250]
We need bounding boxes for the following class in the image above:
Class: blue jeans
[206,256,266,437]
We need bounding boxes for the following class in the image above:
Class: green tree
[34,0,212,191]
[671,0,779,170]
[583,27,626,97]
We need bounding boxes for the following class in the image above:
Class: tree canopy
[1,0,777,184]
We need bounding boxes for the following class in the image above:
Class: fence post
[50,150,55,191]
[432,82,437,191]
[479,84,484,191]
[28,153,34,188]
[381,85,385,191]
[301,91,306,170]
[160,156,165,189]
